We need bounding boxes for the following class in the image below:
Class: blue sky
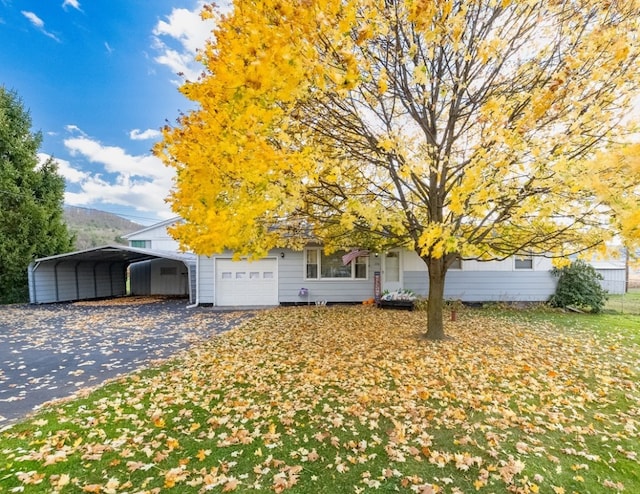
[1,0,217,224]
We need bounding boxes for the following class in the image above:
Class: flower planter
[378,300,415,311]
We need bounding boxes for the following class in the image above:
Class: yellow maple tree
[156,0,640,339]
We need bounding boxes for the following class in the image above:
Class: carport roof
[33,245,196,265]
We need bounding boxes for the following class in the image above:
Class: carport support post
[75,261,81,300]
[93,263,98,298]
[54,261,61,302]
[28,262,39,304]
[109,263,116,297]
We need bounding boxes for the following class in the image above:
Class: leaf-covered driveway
[0,298,251,426]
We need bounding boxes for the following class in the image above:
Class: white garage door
[215,258,278,306]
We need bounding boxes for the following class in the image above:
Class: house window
[355,255,367,278]
[515,253,533,269]
[131,240,151,248]
[305,248,368,280]
[306,249,318,279]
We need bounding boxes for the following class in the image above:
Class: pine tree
[0,86,74,304]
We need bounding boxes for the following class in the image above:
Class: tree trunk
[425,256,447,340]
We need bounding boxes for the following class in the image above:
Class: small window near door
[160,267,177,276]
[515,254,533,269]
[355,256,367,278]
[306,249,318,278]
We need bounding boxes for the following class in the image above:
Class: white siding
[403,251,556,302]
[402,250,554,272]
[278,249,381,304]
[197,256,215,304]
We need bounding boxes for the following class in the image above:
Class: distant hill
[64,206,144,250]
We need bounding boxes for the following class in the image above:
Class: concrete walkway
[0,297,254,427]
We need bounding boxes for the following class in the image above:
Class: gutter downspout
[186,255,200,308]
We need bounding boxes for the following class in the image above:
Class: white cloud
[64,136,172,181]
[130,128,162,141]
[21,11,61,42]
[64,124,87,136]
[62,0,81,11]
[104,41,113,54]
[63,175,174,220]
[153,47,199,80]
[22,10,44,28]
[39,130,175,219]
[151,2,217,81]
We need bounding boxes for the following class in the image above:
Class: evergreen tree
[0,86,74,304]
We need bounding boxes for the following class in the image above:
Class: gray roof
[32,244,196,265]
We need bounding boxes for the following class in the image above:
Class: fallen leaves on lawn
[1,306,639,493]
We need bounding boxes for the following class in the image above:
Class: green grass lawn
[604,288,640,316]
[1,305,638,493]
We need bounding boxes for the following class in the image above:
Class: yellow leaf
[223,478,238,491]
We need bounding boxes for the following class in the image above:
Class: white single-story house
[192,247,560,307]
[119,219,563,306]
[28,217,628,305]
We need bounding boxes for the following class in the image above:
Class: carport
[28,245,197,304]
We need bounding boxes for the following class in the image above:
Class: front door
[383,250,402,293]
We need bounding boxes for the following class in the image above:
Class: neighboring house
[122,217,182,251]
[589,259,628,295]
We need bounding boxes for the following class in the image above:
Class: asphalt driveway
[0,297,253,427]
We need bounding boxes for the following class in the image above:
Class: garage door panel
[216,259,278,306]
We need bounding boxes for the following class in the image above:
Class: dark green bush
[549,259,608,313]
